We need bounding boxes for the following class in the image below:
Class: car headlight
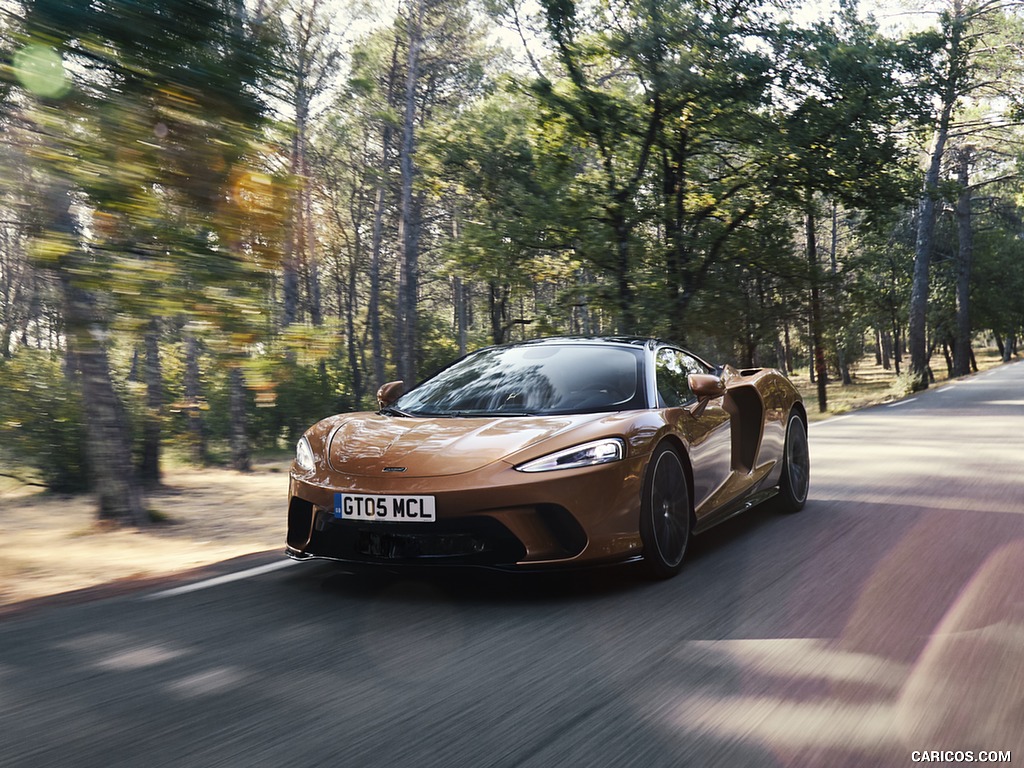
[515,438,625,473]
[295,436,315,472]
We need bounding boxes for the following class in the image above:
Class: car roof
[486,336,667,350]
[479,336,716,372]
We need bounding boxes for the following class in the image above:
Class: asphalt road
[3,361,1023,768]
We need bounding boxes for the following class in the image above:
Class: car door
[654,348,735,519]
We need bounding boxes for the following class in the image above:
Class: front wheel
[640,443,692,579]
[774,411,809,513]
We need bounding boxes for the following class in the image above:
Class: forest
[1,0,1022,523]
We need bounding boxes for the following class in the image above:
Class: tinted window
[655,348,709,407]
[396,344,645,416]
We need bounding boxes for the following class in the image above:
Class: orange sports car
[286,337,808,578]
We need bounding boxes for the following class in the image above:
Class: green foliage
[417,313,462,381]
[0,351,89,492]
[250,360,343,448]
[12,0,282,343]
[193,351,349,453]
[767,16,927,212]
[431,89,579,293]
[972,224,1024,337]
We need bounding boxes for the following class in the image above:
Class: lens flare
[13,44,70,99]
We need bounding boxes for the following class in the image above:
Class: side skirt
[693,488,779,535]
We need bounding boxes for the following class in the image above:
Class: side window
[655,349,710,407]
[656,349,690,407]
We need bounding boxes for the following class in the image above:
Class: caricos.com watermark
[911,751,1012,763]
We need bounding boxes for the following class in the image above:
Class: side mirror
[377,380,405,410]
[687,374,725,418]
[688,374,725,398]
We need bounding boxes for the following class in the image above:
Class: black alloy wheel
[640,443,692,579]
[775,411,809,513]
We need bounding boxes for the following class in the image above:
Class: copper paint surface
[287,339,803,570]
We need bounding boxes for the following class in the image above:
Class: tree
[764,14,926,409]
[265,0,347,329]
[433,89,580,344]
[8,0,276,521]
[906,0,1024,389]
[525,0,664,333]
[395,0,427,384]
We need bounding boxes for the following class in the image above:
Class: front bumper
[286,455,648,569]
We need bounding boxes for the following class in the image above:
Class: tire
[640,443,692,579]
[774,411,809,513]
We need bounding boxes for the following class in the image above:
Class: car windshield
[394,344,646,416]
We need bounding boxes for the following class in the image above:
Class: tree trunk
[0,229,13,359]
[783,320,793,374]
[806,205,828,412]
[367,37,401,393]
[282,250,300,327]
[345,250,364,407]
[828,202,851,386]
[892,318,902,375]
[47,183,147,525]
[368,177,388,391]
[304,147,322,327]
[68,323,147,524]
[908,0,964,391]
[489,281,508,345]
[139,320,162,485]
[952,149,974,377]
[128,346,141,382]
[880,329,892,371]
[229,365,251,472]
[282,131,300,328]
[184,333,207,465]
[453,275,468,356]
[284,42,310,328]
[577,269,593,335]
[299,123,322,327]
[942,339,954,377]
[611,207,636,334]
[396,0,426,386]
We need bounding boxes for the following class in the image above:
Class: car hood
[325,412,609,477]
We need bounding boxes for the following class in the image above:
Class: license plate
[334,493,436,523]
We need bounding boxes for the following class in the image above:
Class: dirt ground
[0,460,289,609]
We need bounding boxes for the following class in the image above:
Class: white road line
[144,559,298,600]
[886,398,917,408]
[809,414,853,428]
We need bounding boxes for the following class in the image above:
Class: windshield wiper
[380,405,416,417]
[443,410,540,418]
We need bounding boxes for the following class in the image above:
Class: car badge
[383,467,407,473]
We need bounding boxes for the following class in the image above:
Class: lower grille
[306,511,527,566]
[357,531,487,559]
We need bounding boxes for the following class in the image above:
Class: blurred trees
[3,0,278,520]
[2,0,1024,518]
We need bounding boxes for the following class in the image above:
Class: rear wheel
[775,411,809,513]
[640,443,692,579]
